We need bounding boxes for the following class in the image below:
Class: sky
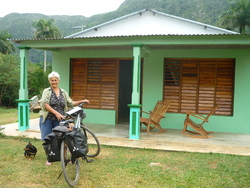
[0,0,126,17]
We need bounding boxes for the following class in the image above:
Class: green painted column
[17,47,31,131]
[128,44,142,140]
[128,104,141,139]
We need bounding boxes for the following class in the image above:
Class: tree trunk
[0,86,7,107]
[44,51,47,72]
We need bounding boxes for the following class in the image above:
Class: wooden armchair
[182,104,219,138]
[140,100,171,134]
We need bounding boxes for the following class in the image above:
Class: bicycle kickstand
[57,170,63,180]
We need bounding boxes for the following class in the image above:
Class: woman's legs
[40,117,60,141]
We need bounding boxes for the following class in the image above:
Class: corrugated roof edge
[13,33,244,43]
[64,9,238,38]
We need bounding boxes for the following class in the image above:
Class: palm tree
[0,30,16,54]
[32,19,62,71]
[218,0,250,34]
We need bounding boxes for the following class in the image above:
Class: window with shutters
[164,58,235,116]
[71,58,118,110]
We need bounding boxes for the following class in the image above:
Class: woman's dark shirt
[47,89,65,121]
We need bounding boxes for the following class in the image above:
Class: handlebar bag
[42,132,61,162]
[65,128,88,159]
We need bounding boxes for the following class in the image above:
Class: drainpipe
[128,44,142,140]
[16,46,31,131]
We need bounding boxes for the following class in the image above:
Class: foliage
[28,62,51,99]
[0,52,51,108]
[28,49,52,63]
[218,0,250,33]
[32,18,62,39]
[32,18,62,72]
[0,136,249,187]
[0,30,16,54]
[0,53,19,107]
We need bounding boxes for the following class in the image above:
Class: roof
[65,9,238,38]
[12,34,250,52]
[12,9,239,43]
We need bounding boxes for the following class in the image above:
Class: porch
[2,118,250,156]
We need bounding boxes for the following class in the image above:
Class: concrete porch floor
[1,118,250,156]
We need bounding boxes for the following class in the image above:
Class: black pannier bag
[42,132,61,162]
[42,125,69,162]
[65,128,88,159]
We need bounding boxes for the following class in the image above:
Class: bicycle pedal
[87,159,94,163]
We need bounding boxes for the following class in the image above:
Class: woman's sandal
[45,161,51,166]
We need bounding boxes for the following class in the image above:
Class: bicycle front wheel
[60,140,80,187]
[81,125,101,158]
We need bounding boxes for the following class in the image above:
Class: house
[14,9,250,139]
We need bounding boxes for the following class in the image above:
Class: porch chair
[182,104,219,138]
[140,100,171,134]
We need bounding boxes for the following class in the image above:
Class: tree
[32,19,62,71]
[28,62,51,99]
[218,0,250,33]
[0,30,16,54]
[0,53,19,107]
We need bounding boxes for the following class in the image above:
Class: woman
[39,71,89,165]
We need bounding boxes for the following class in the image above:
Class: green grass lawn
[0,108,40,126]
[0,135,249,188]
[0,108,249,187]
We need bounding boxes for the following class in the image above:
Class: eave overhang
[12,34,250,52]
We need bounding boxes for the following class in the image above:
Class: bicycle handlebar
[78,102,88,108]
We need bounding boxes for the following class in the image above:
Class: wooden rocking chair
[182,104,219,138]
[140,100,171,134]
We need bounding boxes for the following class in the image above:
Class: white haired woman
[39,71,90,165]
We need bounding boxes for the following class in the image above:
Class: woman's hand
[72,99,90,106]
[55,112,65,121]
[82,99,90,104]
[45,103,65,121]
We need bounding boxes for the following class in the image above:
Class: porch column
[16,46,30,131]
[128,44,142,140]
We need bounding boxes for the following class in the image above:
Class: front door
[118,60,133,123]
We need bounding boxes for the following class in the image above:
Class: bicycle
[64,103,101,158]
[56,102,101,187]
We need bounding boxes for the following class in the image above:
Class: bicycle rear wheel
[60,140,80,187]
[81,125,101,158]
